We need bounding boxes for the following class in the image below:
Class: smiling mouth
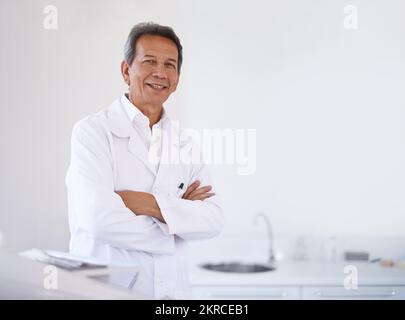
[146,83,168,91]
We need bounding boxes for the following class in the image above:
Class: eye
[143,59,156,65]
[165,63,176,69]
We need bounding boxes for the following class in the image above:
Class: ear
[121,60,130,85]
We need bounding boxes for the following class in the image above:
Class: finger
[182,180,200,199]
[189,185,212,197]
[188,185,212,199]
[199,192,216,200]
[190,192,215,201]
[183,180,199,197]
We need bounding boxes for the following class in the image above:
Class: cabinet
[302,286,405,300]
[192,285,405,300]
[191,285,300,300]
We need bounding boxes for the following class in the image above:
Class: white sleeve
[66,119,175,254]
[153,162,225,241]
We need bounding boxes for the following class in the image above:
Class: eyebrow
[143,54,177,64]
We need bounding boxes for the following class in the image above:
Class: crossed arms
[116,180,215,223]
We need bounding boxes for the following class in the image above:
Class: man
[65,22,224,299]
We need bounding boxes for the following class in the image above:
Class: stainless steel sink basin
[200,262,276,273]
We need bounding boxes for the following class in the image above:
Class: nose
[152,63,168,80]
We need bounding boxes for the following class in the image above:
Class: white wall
[0,0,404,253]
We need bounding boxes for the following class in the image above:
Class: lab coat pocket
[159,163,191,199]
[172,168,190,199]
[174,182,187,198]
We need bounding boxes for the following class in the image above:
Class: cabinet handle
[315,290,396,298]
[207,291,288,299]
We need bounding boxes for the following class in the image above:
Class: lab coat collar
[106,96,135,138]
[120,94,169,129]
[106,95,168,134]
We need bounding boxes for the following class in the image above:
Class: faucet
[253,212,276,264]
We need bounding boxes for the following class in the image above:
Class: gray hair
[124,22,183,73]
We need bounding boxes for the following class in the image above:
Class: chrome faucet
[253,212,276,264]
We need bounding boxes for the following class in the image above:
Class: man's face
[124,35,180,108]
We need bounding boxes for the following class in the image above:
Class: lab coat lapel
[106,98,157,176]
[160,120,180,168]
[156,119,192,179]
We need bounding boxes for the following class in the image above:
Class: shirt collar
[120,94,168,127]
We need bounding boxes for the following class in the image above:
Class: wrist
[148,194,164,221]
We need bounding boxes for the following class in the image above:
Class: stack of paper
[19,248,108,270]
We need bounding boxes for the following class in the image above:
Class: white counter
[190,260,405,286]
[0,251,146,299]
[189,260,405,299]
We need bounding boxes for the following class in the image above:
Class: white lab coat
[66,95,224,299]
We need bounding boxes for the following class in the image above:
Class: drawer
[191,285,300,300]
[302,286,405,300]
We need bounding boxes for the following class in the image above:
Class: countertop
[189,260,405,286]
[0,251,146,299]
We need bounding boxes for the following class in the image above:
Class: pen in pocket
[176,182,184,197]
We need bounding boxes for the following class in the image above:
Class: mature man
[66,22,224,299]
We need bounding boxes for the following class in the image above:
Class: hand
[182,180,215,201]
[116,191,165,222]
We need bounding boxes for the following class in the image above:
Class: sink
[200,262,276,273]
